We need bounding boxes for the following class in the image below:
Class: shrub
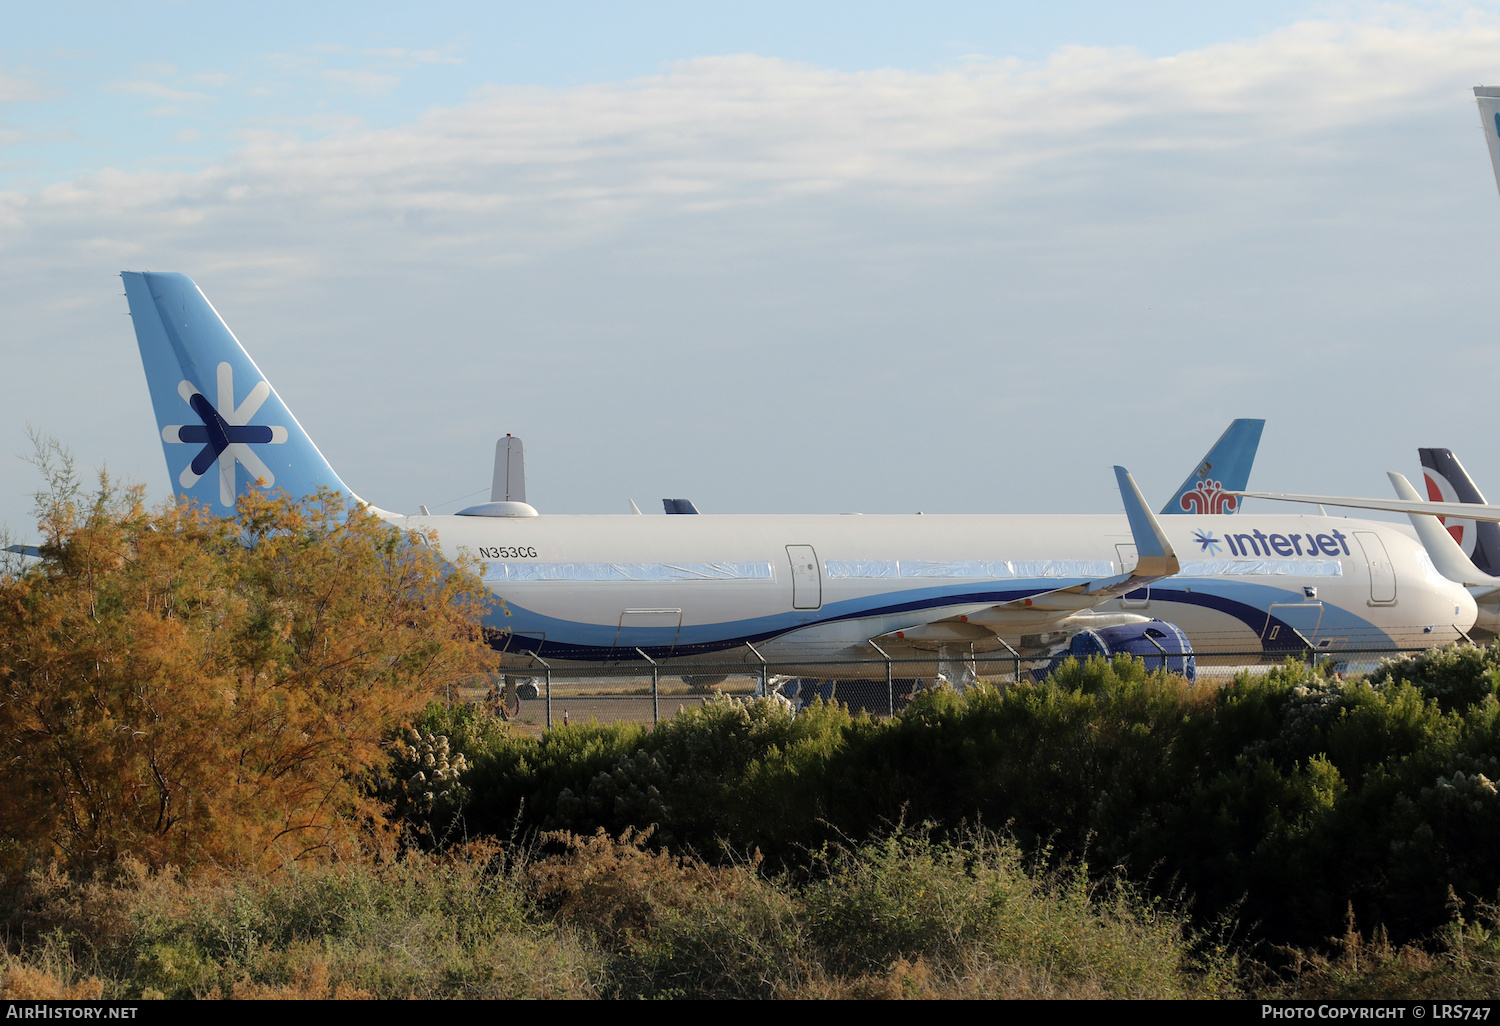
[1368,646,1500,713]
[0,470,495,873]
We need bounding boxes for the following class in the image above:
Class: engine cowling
[1047,619,1196,683]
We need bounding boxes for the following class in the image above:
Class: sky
[4,1,1500,537]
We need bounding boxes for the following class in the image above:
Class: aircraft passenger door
[1353,531,1397,605]
[787,545,822,610]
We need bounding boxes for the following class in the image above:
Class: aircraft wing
[876,466,1180,645]
[1232,488,1500,524]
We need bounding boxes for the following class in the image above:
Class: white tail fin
[491,435,526,503]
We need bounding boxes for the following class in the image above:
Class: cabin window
[482,561,773,583]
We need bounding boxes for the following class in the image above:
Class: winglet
[1116,466,1179,577]
[1389,471,1500,588]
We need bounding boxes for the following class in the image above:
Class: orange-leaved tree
[0,465,496,874]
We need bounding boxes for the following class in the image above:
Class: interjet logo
[162,361,287,506]
[1178,478,1239,515]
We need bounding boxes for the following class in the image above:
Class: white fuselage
[401,510,1475,675]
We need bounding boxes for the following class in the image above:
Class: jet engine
[1046,619,1196,683]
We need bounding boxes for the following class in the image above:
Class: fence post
[744,641,768,696]
[636,648,659,725]
[1141,632,1168,679]
[1290,629,1315,672]
[867,640,895,717]
[994,637,1021,687]
[530,653,553,729]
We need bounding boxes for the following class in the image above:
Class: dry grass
[0,827,1245,1001]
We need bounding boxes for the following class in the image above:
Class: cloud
[362,46,464,66]
[0,71,45,102]
[35,17,1493,244]
[11,15,1499,293]
[320,68,402,95]
[111,80,215,103]
[4,8,1500,529]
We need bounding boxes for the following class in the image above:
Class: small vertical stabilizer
[491,435,526,503]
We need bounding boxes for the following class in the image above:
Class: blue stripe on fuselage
[482,576,1393,661]
[484,578,1071,660]
[1139,582,1389,651]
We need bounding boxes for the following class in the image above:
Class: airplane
[662,417,1253,691]
[1416,449,1500,573]
[1278,448,1500,639]
[119,272,1475,682]
[1231,467,1500,641]
[1397,458,1500,640]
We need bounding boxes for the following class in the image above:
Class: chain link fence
[457,644,1445,729]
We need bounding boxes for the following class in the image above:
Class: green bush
[429,646,1500,957]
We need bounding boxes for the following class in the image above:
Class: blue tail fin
[1475,88,1500,205]
[122,272,354,512]
[1160,418,1265,515]
[1418,447,1500,575]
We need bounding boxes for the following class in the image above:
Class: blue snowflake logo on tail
[1193,530,1222,555]
[161,362,287,506]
